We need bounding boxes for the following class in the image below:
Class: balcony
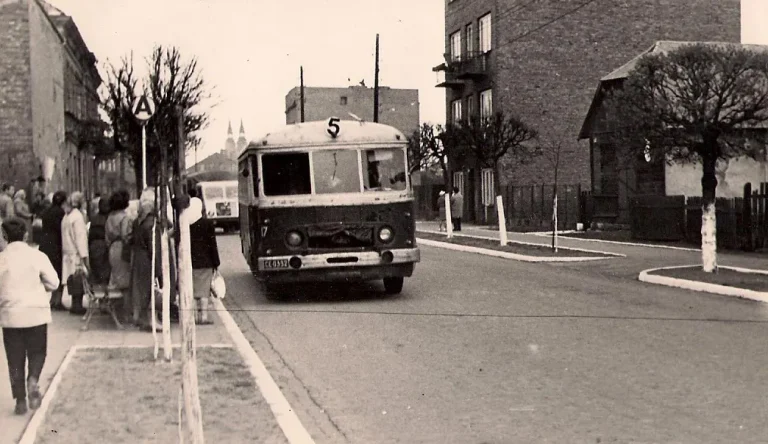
[432,51,490,88]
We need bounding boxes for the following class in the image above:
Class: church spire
[239,119,245,135]
[227,121,234,136]
[236,119,248,153]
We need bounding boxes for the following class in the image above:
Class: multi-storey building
[0,0,101,198]
[285,85,420,137]
[434,0,740,222]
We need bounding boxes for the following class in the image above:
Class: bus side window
[250,156,259,197]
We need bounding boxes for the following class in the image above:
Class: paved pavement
[218,231,768,444]
[0,299,231,444]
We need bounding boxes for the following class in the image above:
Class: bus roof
[239,119,407,158]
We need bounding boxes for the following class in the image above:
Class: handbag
[67,269,85,297]
[210,269,226,299]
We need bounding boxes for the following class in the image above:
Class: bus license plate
[263,259,289,270]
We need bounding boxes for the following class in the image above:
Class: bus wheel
[383,277,404,295]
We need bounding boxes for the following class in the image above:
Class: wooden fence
[628,182,768,251]
[502,184,583,231]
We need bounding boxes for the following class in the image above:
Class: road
[218,233,768,444]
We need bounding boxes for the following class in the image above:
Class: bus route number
[327,117,340,138]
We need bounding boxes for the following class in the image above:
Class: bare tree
[407,123,451,186]
[535,131,575,251]
[444,112,538,198]
[603,43,768,272]
[102,46,215,193]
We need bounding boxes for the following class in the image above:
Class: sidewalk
[416,221,768,278]
[0,307,231,444]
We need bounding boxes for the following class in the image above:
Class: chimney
[741,0,768,44]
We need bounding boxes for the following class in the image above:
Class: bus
[237,118,420,298]
[196,180,239,232]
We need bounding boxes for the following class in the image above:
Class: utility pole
[300,66,305,123]
[373,34,380,123]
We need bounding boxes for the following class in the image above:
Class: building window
[480,89,492,120]
[479,13,492,53]
[465,23,475,56]
[450,30,462,61]
[481,168,494,205]
[340,96,348,105]
[451,99,463,124]
[453,172,465,199]
[466,94,475,123]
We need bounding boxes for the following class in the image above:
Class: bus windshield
[225,185,238,199]
[261,147,406,197]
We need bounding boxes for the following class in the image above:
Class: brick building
[434,0,740,223]
[285,85,420,137]
[0,0,101,198]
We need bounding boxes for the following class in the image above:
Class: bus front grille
[307,226,374,249]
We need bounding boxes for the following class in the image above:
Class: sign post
[132,94,156,189]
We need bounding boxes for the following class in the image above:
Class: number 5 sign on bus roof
[132,94,155,122]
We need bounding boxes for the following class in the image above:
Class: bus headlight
[378,226,394,243]
[285,231,303,247]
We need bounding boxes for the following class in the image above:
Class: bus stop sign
[132,94,155,122]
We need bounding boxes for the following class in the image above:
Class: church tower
[224,121,236,157]
[236,120,248,153]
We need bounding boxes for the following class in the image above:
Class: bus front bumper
[256,248,420,283]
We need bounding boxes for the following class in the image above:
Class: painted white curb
[213,298,316,444]
[17,346,78,444]
[638,265,768,303]
[417,229,625,258]
[532,231,701,252]
[416,238,615,262]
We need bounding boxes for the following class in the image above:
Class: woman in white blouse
[61,192,89,315]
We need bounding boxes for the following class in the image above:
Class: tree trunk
[701,154,718,273]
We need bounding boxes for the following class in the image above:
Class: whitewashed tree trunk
[178,208,205,443]
[150,218,159,360]
[701,201,718,272]
[444,193,453,239]
[552,191,558,253]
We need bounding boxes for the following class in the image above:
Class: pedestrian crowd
[0,179,222,416]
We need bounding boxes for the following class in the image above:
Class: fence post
[743,183,753,251]
[444,193,453,239]
[496,195,508,246]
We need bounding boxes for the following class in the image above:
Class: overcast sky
[48,0,446,166]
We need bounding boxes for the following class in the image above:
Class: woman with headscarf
[130,189,164,331]
[187,197,220,325]
[13,190,32,238]
[105,190,133,322]
[39,191,67,310]
[61,192,89,315]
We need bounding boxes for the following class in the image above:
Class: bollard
[445,193,453,239]
[496,195,508,246]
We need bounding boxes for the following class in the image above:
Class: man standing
[0,184,16,222]
[0,218,60,415]
[450,186,463,232]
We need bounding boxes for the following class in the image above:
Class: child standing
[0,217,60,415]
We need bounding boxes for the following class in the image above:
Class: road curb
[213,298,316,444]
[638,265,768,303]
[417,230,625,258]
[416,237,618,262]
[531,232,701,252]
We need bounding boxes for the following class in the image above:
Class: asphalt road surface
[218,233,768,444]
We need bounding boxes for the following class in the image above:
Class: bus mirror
[242,169,250,178]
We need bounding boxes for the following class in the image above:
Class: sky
[47,0,447,167]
